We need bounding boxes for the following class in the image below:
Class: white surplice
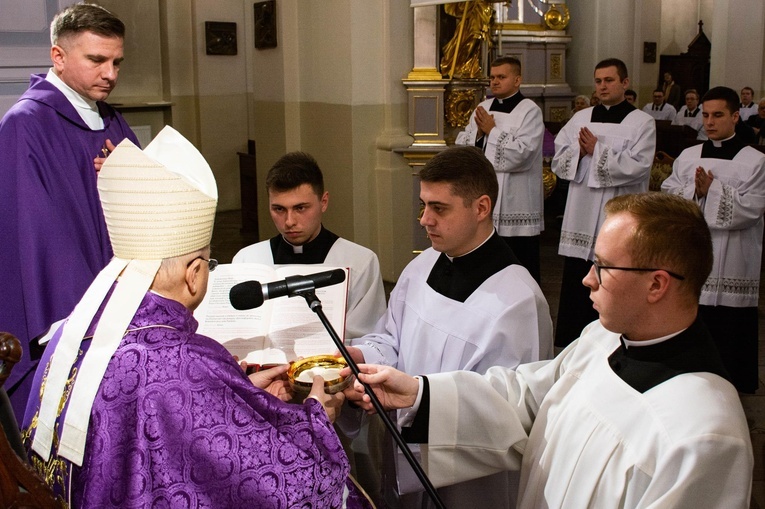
[456,97,545,237]
[553,106,655,260]
[352,246,553,508]
[421,320,753,509]
[661,143,765,307]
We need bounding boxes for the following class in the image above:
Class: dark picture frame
[254,0,277,49]
[643,42,657,63]
[205,21,237,56]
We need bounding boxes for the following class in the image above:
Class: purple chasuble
[23,291,371,508]
[0,74,138,423]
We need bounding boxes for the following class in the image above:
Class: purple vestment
[0,74,138,422]
[23,291,371,508]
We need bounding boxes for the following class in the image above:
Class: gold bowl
[288,355,352,395]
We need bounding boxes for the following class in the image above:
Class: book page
[195,263,279,362]
[267,265,349,358]
[195,263,349,363]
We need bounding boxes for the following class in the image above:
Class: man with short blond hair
[456,56,545,282]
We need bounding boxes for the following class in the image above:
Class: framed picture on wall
[254,0,276,49]
[205,21,237,55]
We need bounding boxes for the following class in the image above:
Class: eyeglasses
[592,262,684,285]
[186,256,218,272]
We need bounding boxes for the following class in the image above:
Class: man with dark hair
[672,89,706,139]
[350,192,753,509]
[348,145,552,508]
[552,57,656,348]
[662,85,765,393]
[234,152,386,340]
[642,89,677,121]
[0,2,138,424]
[624,89,637,105]
[739,86,757,121]
[456,56,545,282]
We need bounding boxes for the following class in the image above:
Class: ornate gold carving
[550,54,562,80]
[543,163,557,199]
[440,1,494,79]
[445,88,478,128]
[549,106,568,123]
[543,4,570,30]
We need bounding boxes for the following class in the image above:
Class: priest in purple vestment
[0,4,139,424]
[22,126,372,508]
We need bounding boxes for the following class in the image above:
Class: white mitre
[32,126,218,465]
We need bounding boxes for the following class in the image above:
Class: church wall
[565,0,636,95]
[709,0,765,97]
[249,0,414,280]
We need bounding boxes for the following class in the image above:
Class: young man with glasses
[348,192,753,508]
[662,85,765,393]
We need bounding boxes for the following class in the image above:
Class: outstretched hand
[306,376,345,423]
[247,363,292,402]
[341,364,419,414]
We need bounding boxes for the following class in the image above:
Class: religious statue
[439,1,494,79]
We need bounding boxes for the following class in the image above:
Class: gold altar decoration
[440,1,494,79]
[445,87,480,127]
[543,162,557,199]
[543,4,570,30]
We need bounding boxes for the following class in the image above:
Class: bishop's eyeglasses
[592,262,684,285]
[187,256,219,272]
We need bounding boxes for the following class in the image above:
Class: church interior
[1,0,764,506]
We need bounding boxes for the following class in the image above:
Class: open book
[195,263,349,365]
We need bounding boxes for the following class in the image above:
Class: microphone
[229,268,346,310]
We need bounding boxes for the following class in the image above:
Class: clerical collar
[701,133,745,160]
[444,229,494,262]
[426,231,520,303]
[591,100,635,123]
[45,68,104,130]
[621,328,685,348]
[608,316,730,393]
[711,133,736,147]
[270,226,339,264]
[490,91,524,114]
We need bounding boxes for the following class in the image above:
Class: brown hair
[595,58,629,81]
[266,152,324,197]
[419,146,498,213]
[605,193,712,301]
[51,3,124,46]
[490,56,521,75]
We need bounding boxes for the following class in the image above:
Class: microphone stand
[294,288,446,509]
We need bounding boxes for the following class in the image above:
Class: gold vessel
[288,355,351,394]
